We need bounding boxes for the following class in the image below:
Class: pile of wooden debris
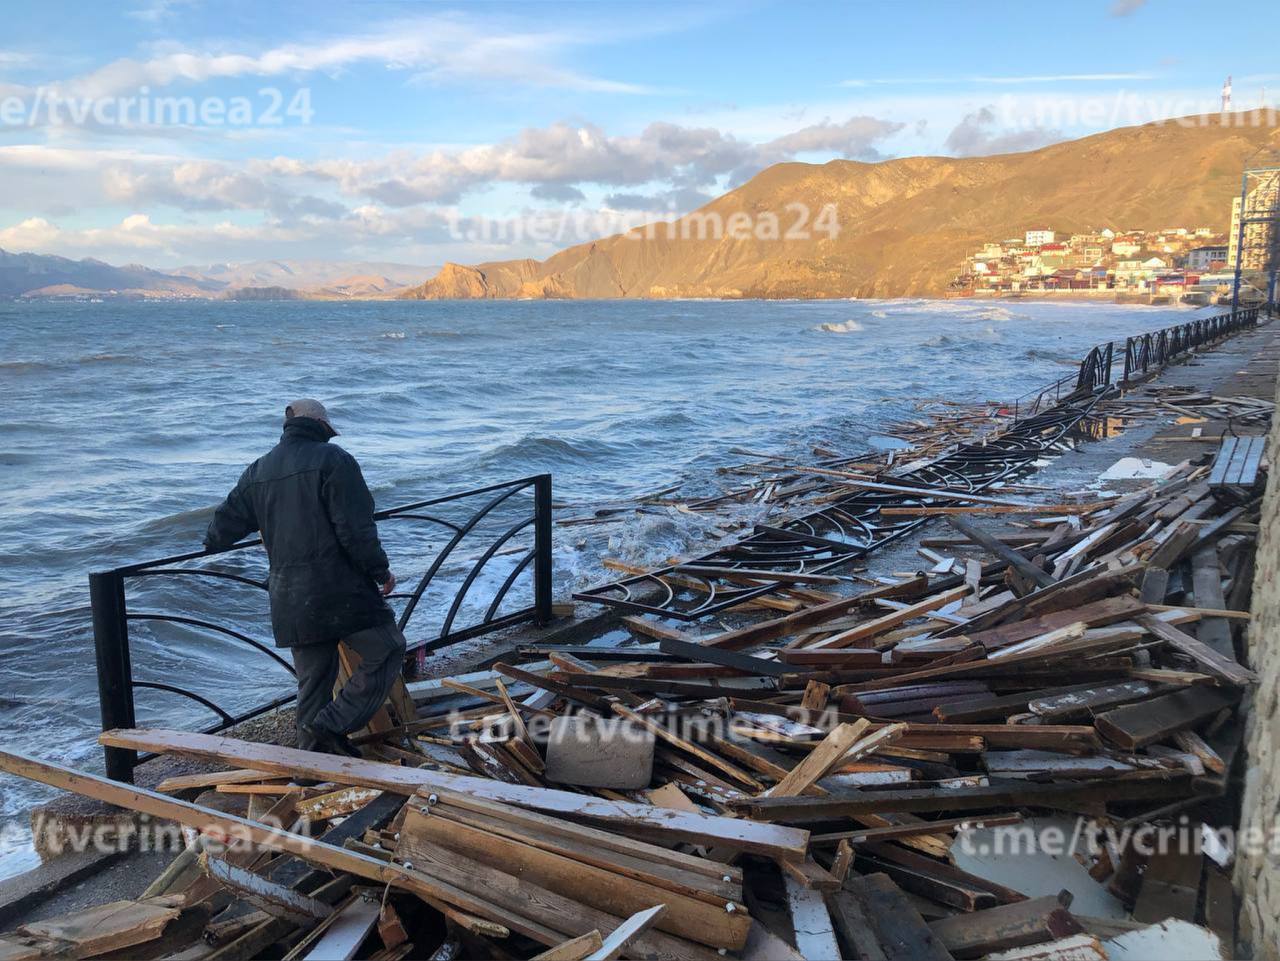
[0,437,1266,959]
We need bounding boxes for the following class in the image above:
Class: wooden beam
[928,892,1080,959]
[402,804,747,950]
[97,729,809,861]
[586,905,668,961]
[806,587,971,650]
[198,853,331,924]
[729,775,1200,820]
[945,516,1054,589]
[1094,687,1240,750]
[531,930,604,961]
[1138,615,1256,686]
[0,749,564,946]
[782,874,840,961]
[703,580,931,651]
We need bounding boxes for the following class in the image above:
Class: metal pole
[90,570,137,782]
[1232,170,1250,318]
[532,474,554,626]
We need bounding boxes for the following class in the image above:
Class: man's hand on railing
[380,572,397,596]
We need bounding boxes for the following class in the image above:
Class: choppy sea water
[0,297,1208,875]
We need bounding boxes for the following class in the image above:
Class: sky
[0,0,1276,270]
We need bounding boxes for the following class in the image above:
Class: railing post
[532,474,554,626]
[90,570,137,782]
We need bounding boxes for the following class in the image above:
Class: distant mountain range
[0,253,434,300]
[400,112,1280,301]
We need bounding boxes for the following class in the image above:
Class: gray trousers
[292,622,407,748]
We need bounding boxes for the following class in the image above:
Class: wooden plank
[156,768,289,793]
[729,774,1198,820]
[945,516,1053,589]
[1027,682,1159,721]
[1190,547,1234,657]
[782,874,840,961]
[765,721,868,798]
[1202,865,1236,950]
[431,790,741,885]
[395,818,707,961]
[807,587,972,650]
[1131,852,1202,924]
[703,580,931,651]
[586,905,668,961]
[97,729,809,860]
[401,803,748,949]
[17,897,181,958]
[963,597,1145,652]
[840,873,953,960]
[1094,687,1240,749]
[531,931,605,961]
[928,893,1080,959]
[430,803,740,904]
[0,749,558,947]
[827,889,888,961]
[1138,614,1256,686]
[657,636,789,678]
[300,896,380,960]
[1207,438,1238,487]
[199,853,332,923]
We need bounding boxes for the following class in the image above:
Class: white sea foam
[814,319,864,333]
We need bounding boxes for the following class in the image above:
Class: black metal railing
[1120,307,1260,382]
[92,473,553,781]
[1008,307,1260,424]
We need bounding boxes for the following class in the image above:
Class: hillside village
[947,224,1240,302]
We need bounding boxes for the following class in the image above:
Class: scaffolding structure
[1230,164,1280,312]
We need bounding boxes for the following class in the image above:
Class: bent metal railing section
[574,307,1262,620]
[93,473,552,782]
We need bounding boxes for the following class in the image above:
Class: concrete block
[544,715,655,789]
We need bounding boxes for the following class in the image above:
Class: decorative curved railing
[1120,308,1259,382]
[92,474,552,782]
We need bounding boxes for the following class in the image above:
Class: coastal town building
[949,223,1231,300]
[1188,245,1229,271]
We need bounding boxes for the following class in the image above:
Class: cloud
[48,15,649,100]
[126,0,198,23]
[529,183,586,203]
[603,187,715,212]
[0,145,343,221]
[943,107,1062,157]
[261,115,905,208]
[763,116,904,159]
[1109,0,1147,15]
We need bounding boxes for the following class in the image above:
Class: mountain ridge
[399,113,1280,301]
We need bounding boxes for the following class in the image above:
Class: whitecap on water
[380,331,407,339]
[813,319,864,333]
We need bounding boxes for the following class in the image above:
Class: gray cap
[285,398,338,435]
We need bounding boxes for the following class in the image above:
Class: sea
[0,296,1211,876]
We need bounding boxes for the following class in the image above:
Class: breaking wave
[814,319,865,333]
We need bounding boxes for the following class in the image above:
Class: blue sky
[0,0,1275,268]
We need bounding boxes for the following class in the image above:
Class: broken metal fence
[1008,307,1260,423]
[575,306,1265,620]
[1119,307,1260,382]
[92,473,552,782]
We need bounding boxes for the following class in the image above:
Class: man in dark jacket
[204,399,406,757]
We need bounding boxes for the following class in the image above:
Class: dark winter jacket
[204,417,393,646]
